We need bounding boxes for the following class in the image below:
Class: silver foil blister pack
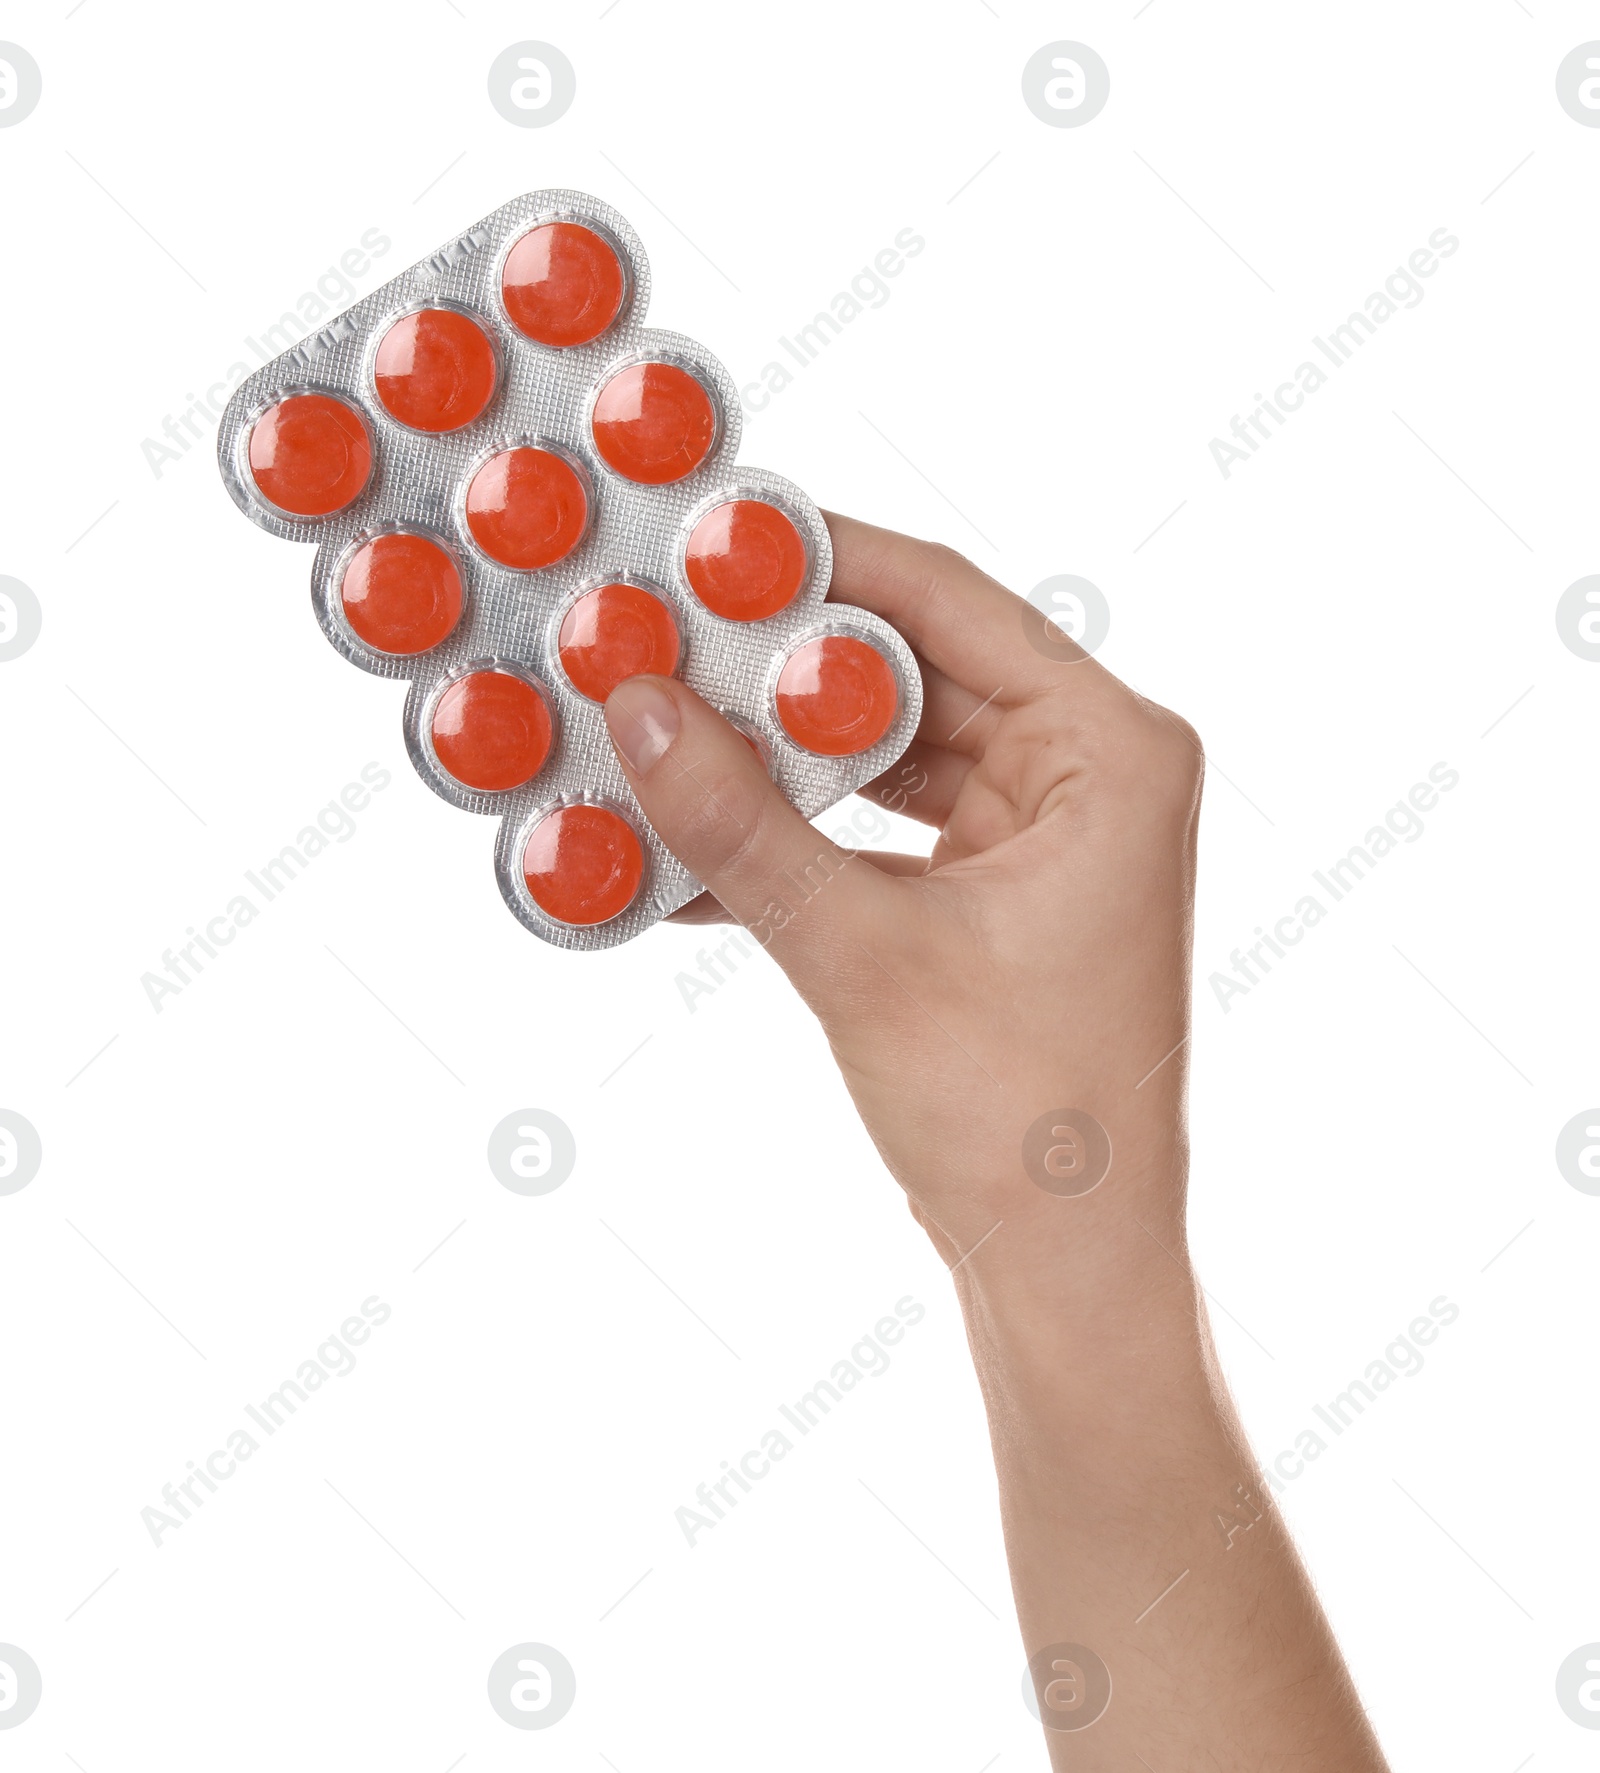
[216,189,921,950]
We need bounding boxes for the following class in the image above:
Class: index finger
[822,511,1118,707]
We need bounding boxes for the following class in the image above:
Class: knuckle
[1156,708,1204,765]
[1139,707,1206,803]
[918,538,975,581]
[1087,697,1203,808]
[1169,703,1202,752]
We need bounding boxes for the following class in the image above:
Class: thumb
[603,674,888,980]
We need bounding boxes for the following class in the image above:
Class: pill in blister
[501,221,627,347]
[430,667,553,791]
[464,446,589,569]
[591,362,717,485]
[522,803,644,926]
[558,583,681,702]
[685,498,807,621]
[340,532,463,655]
[249,393,371,516]
[776,636,899,756]
[373,308,498,433]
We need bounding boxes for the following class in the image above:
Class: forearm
[611,516,1387,1761]
[956,1206,1389,1771]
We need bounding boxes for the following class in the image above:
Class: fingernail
[604,677,680,773]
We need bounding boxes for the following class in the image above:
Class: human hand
[602,513,1203,1301]
[604,518,1387,1770]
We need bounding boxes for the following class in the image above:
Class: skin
[603,514,1391,1772]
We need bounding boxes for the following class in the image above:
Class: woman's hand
[604,514,1389,1772]
[603,513,1200,1293]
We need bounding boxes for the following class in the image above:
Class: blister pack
[216,190,922,950]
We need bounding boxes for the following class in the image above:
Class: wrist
[949,1203,1216,1437]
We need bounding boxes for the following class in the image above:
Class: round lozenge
[340,532,463,655]
[775,636,898,756]
[684,499,807,621]
[502,221,626,347]
[558,583,681,702]
[464,447,588,570]
[248,393,372,517]
[431,669,553,791]
[522,803,644,926]
[373,308,497,432]
[591,362,716,485]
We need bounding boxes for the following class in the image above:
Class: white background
[1,2,1596,1768]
